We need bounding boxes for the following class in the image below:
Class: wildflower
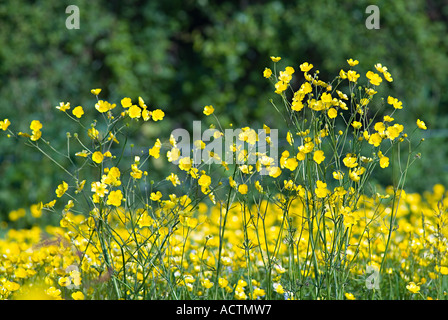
[92,151,104,164]
[72,291,85,300]
[263,68,272,78]
[72,106,84,118]
[383,71,393,82]
[91,181,108,198]
[167,173,181,186]
[278,70,292,83]
[406,282,420,294]
[313,150,325,164]
[416,119,427,130]
[284,158,298,171]
[380,156,390,168]
[201,278,214,289]
[198,174,212,190]
[0,119,11,131]
[300,62,313,72]
[58,277,71,287]
[387,96,403,109]
[273,283,284,294]
[327,108,338,119]
[149,139,162,159]
[369,132,383,147]
[352,121,362,129]
[56,102,70,112]
[345,293,356,300]
[343,154,358,168]
[238,184,248,195]
[107,190,123,207]
[150,191,162,201]
[178,157,192,171]
[152,109,165,121]
[333,171,344,180]
[121,97,132,108]
[88,127,99,140]
[203,105,214,116]
[386,123,404,140]
[270,56,281,62]
[347,70,360,82]
[366,71,382,86]
[315,180,329,198]
[55,181,68,198]
[347,58,359,66]
[30,129,42,141]
[45,287,62,300]
[95,100,115,113]
[128,105,142,119]
[91,88,102,95]
[30,120,42,132]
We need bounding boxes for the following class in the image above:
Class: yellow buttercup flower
[313,150,325,164]
[0,119,11,131]
[72,106,84,118]
[56,102,70,112]
[91,88,102,95]
[238,184,248,195]
[270,56,281,62]
[347,58,359,66]
[107,190,123,207]
[300,62,313,72]
[152,109,165,121]
[406,282,420,294]
[128,105,142,119]
[416,119,427,130]
[263,68,272,78]
[55,181,68,198]
[203,105,214,116]
[92,151,104,164]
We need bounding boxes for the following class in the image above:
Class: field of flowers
[1,57,445,301]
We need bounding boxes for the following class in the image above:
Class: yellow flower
[167,173,180,186]
[345,292,356,300]
[201,278,214,289]
[58,277,71,287]
[347,70,360,82]
[55,181,68,198]
[368,132,382,147]
[95,100,115,113]
[128,105,142,119]
[152,109,165,121]
[0,119,11,131]
[238,184,248,195]
[72,291,85,300]
[333,171,344,180]
[178,157,192,171]
[299,62,313,72]
[91,88,102,95]
[380,156,390,168]
[92,151,104,164]
[416,119,427,130]
[107,190,123,207]
[121,97,132,108]
[149,139,162,159]
[203,105,214,116]
[91,181,108,198]
[270,56,281,62]
[366,71,382,86]
[56,102,70,112]
[387,96,403,109]
[263,68,272,78]
[406,282,420,294]
[30,120,42,131]
[72,106,84,118]
[327,108,338,119]
[343,154,358,168]
[386,123,404,140]
[198,174,212,189]
[313,150,325,164]
[150,191,162,201]
[30,129,42,141]
[352,121,362,129]
[315,180,329,198]
[284,158,298,171]
[347,58,359,66]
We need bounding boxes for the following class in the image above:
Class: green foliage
[1,0,447,217]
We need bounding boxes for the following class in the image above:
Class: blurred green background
[1,0,447,220]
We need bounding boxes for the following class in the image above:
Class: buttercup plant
[0,57,438,300]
